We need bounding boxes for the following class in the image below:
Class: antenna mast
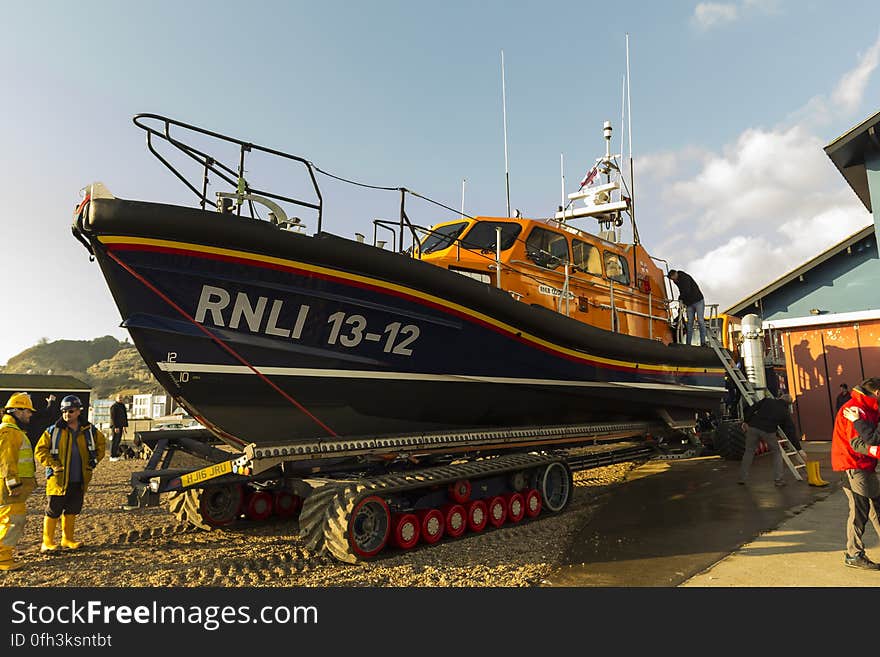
[626,33,640,244]
[560,153,565,215]
[461,178,466,218]
[620,76,626,178]
[501,50,511,217]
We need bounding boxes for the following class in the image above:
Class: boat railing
[133,113,324,226]
[133,114,471,253]
[509,258,669,333]
[668,299,735,347]
[372,220,400,253]
[372,215,424,257]
[650,255,684,330]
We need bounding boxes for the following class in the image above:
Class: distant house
[90,398,114,430]
[131,394,151,419]
[725,108,880,441]
[131,393,172,419]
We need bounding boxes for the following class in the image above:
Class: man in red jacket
[833,377,880,570]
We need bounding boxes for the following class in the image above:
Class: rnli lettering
[326,312,420,355]
[194,285,306,338]
[195,285,230,326]
[193,284,420,356]
[265,299,290,337]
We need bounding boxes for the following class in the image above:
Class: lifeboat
[72,114,724,449]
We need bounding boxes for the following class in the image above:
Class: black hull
[77,196,725,448]
[138,354,717,445]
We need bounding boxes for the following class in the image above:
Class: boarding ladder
[703,305,806,481]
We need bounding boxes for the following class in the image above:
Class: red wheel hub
[273,490,302,519]
[505,492,525,523]
[443,504,467,538]
[418,509,445,544]
[449,479,471,504]
[349,495,392,558]
[244,490,273,521]
[466,499,488,532]
[524,489,542,518]
[391,513,420,550]
[487,495,507,528]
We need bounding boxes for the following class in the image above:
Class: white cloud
[692,0,781,31]
[648,33,880,311]
[832,34,880,112]
[689,235,773,308]
[692,3,738,30]
[665,126,829,236]
[691,200,869,310]
[742,0,781,12]
[637,146,711,182]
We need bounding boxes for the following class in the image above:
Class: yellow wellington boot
[41,516,59,553]
[0,546,23,571]
[806,461,830,487]
[60,515,82,550]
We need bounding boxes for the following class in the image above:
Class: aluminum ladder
[703,307,806,481]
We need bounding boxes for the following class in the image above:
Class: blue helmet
[60,395,83,411]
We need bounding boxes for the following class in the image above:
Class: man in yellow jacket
[34,395,105,552]
[0,393,37,571]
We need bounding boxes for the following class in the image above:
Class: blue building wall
[754,231,879,321]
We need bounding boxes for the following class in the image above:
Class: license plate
[181,460,233,488]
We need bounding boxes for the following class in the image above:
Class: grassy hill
[1,336,163,398]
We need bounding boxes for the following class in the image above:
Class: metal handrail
[132,113,324,229]
[372,220,398,251]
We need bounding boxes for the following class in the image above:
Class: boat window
[603,251,630,285]
[459,221,522,251]
[421,222,468,254]
[525,227,569,270]
[572,239,602,275]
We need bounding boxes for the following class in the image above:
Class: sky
[1,0,878,366]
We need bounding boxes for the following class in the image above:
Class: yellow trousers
[0,502,27,548]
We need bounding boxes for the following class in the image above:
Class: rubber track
[167,489,212,531]
[319,453,564,563]
[713,421,747,461]
[298,483,350,552]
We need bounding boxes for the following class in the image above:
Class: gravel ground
[1,454,639,587]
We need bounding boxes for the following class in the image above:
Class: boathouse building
[725,109,880,441]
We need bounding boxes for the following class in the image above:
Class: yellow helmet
[5,392,35,412]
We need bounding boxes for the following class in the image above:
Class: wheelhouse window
[421,222,467,254]
[525,227,570,270]
[459,221,522,251]
[603,251,630,285]
[572,239,602,275]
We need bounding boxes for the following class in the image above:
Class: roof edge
[723,223,875,315]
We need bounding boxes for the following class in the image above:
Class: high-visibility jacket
[34,419,105,496]
[832,387,880,472]
[0,413,35,505]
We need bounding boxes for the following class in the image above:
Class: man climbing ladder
[703,312,828,486]
[739,394,799,486]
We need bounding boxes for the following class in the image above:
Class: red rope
[105,248,338,438]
